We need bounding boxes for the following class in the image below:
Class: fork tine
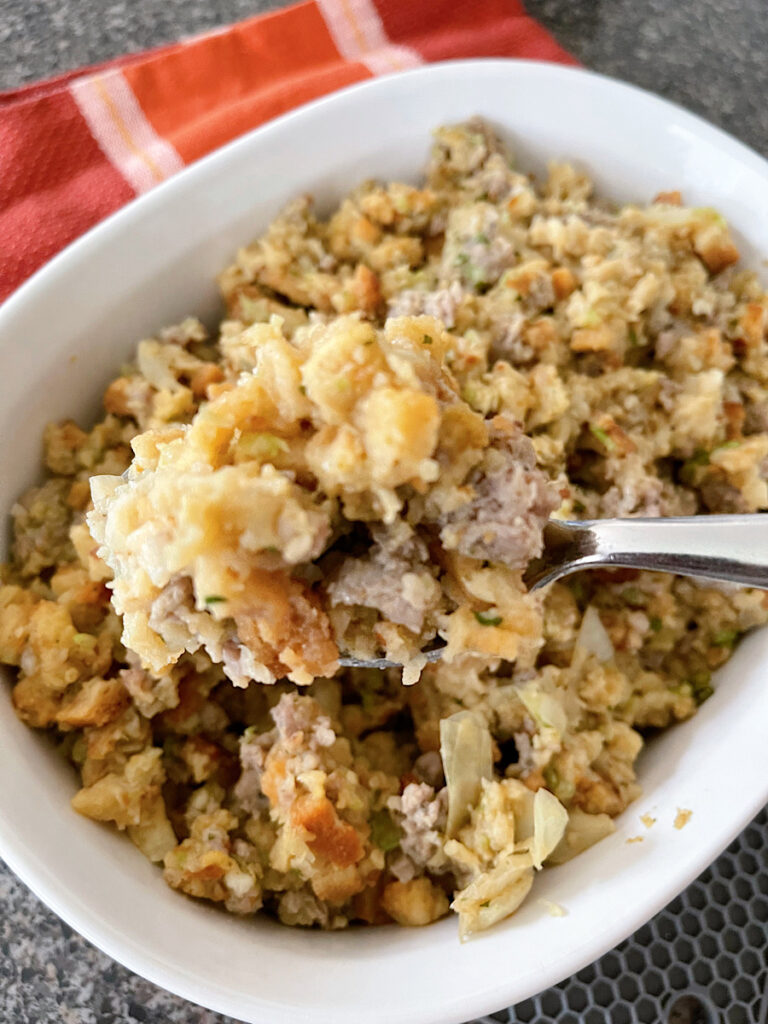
[338,642,445,669]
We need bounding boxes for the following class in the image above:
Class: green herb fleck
[204,595,227,605]
[621,587,647,609]
[713,440,741,453]
[712,628,738,648]
[474,610,503,627]
[588,424,616,452]
[689,670,714,705]
[237,431,289,461]
[628,326,639,346]
[649,616,663,632]
[73,632,97,649]
[298,384,307,395]
[572,500,586,515]
[694,206,727,229]
[544,763,575,801]
[238,295,269,323]
[71,736,88,764]
[467,264,489,290]
[474,232,490,245]
[370,809,401,852]
[669,683,692,697]
[423,334,433,345]
[679,449,710,485]
[582,309,602,328]
[455,252,469,266]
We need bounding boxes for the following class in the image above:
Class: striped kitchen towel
[0,0,575,302]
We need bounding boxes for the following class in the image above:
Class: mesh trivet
[473,806,768,1024]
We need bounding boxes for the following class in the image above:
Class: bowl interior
[1,60,768,1024]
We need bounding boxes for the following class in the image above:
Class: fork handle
[526,515,768,590]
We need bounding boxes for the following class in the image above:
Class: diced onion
[547,809,616,866]
[530,787,569,869]
[575,605,614,663]
[518,682,568,736]
[452,853,534,941]
[440,711,494,837]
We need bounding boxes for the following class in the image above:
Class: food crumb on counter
[674,808,693,830]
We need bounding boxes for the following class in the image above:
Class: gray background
[0,1,766,1022]
[2,0,768,157]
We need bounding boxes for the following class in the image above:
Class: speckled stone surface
[2,0,768,156]
[0,867,237,1023]
[1,2,766,1022]
[525,0,768,157]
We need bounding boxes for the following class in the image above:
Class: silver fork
[338,514,768,669]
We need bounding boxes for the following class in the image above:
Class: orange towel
[0,0,575,301]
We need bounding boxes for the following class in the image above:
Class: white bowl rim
[7,57,768,324]
[1,57,768,1024]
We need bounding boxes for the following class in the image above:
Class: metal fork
[338,514,768,669]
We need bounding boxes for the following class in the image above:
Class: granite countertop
[0,2,766,1021]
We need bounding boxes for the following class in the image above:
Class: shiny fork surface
[523,514,768,591]
[339,514,768,668]
[339,643,444,670]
